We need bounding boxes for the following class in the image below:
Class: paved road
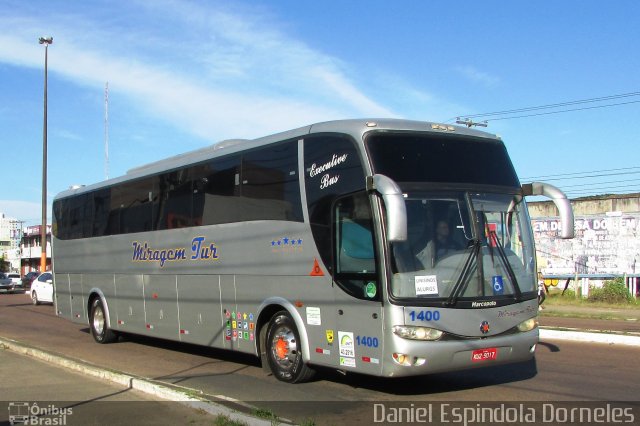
[1,292,639,424]
[0,348,229,425]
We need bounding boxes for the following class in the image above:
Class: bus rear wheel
[265,311,315,383]
[90,297,118,344]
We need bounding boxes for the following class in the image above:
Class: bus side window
[334,192,379,300]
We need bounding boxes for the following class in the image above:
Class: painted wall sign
[533,214,640,274]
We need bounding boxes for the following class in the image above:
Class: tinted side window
[53,196,86,240]
[92,188,111,237]
[199,155,241,225]
[241,141,302,222]
[304,134,366,274]
[110,179,154,234]
[154,169,196,230]
[55,141,303,239]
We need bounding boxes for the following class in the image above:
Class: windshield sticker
[131,236,219,268]
[415,275,439,296]
[309,153,348,190]
[492,275,505,295]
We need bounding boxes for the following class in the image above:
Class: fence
[542,274,640,299]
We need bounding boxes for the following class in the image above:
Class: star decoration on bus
[271,237,303,247]
[270,237,304,254]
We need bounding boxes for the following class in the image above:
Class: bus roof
[54,118,500,200]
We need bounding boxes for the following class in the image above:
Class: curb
[539,327,640,347]
[0,336,276,426]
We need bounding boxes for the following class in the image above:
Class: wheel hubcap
[93,305,105,335]
[271,327,297,367]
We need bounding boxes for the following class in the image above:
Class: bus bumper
[381,329,538,377]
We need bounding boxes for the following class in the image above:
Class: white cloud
[455,65,500,87]
[0,1,396,142]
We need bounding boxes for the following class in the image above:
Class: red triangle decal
[310,258,325,276]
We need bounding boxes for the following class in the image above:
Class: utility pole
[39,36,53,272]
[105,82,109,180]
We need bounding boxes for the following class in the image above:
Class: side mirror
[522,182,574,239]
[367,174,407,242]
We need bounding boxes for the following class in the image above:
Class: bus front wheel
[90,297,118,344]
[265,311,315,383]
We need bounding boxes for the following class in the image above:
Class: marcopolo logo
[8,402,72,425]
[471,300,497,308]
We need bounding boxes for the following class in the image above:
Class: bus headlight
[393,325,443,341]
[516,318,539,332]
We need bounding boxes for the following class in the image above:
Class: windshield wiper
[489,230,522,301]
[444,238,481,307]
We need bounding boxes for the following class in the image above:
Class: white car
[31,272,54,305]
[7,273,22,288]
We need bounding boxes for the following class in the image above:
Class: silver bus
[52,119,574,383]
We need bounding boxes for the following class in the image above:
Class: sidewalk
[538,302,640,346]
[0,348,241,426]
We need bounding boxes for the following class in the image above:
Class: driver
[417,220,459,268]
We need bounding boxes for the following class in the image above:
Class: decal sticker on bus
[131,236,219,267]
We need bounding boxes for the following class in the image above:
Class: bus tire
[265,311,315,383]
[89,297,118,344]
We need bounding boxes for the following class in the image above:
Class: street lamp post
[39,36,53,272]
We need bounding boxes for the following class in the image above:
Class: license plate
[471,348,498,362]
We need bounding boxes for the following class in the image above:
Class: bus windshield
[389,191,535,304]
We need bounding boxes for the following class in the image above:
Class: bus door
[332,192,384,374]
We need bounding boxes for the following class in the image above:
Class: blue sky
[1,0,639,225]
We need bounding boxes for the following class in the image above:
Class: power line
[522,166,640,181]
[562,189,640,198]
[483,100,640,122]
[564,186,640,193]
[522,164,640,198]
[523,170,640,183]
[559,177,640,189]
[456,91,640,120]
[564,184,640,193]
[449,91,640,123]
